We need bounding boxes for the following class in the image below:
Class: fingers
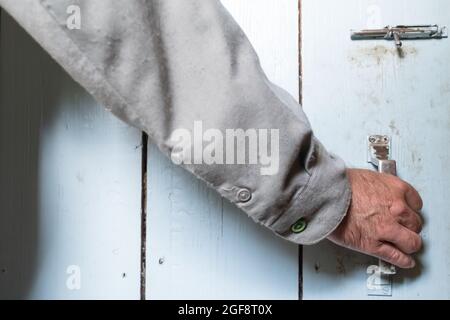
[400,181,423,211]
[390,200,423,232]
[380,224,422,254]
[397,207,423,233]
[374,243,415,269]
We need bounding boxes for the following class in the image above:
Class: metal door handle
[366,135,397,296]
[368,135,396,175]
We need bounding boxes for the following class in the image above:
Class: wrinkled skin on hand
[328,169,423,269]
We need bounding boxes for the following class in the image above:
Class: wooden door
[302,0,450,299]
[0,0,301,299]
[3,0,447,300]
[0,11,142,299]
[145,0,300,299]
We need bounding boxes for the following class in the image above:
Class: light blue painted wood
[146,0,300,299]
[302,0,450,299]
[0,12,142,299]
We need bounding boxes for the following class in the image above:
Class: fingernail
[409,260,416,268]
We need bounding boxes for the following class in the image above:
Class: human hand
[328,169,423,268]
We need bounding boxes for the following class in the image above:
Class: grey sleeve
[0,0,351,244]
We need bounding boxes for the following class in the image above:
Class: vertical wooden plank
[0,12,142,299]
[302,0,450,299]
[146,0,300,299]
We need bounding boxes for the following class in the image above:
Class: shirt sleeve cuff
[266,140,352,245]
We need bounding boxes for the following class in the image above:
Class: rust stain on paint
[389,120,400,136]
[349,45,418,66]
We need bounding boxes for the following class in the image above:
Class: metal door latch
[351,25,448,48]
[367,135,396,175]
[367,260,396,296]
[366,135,397,296]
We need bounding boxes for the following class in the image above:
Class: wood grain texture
[302,0,450,299]
[0,12,141,299]
[146,0,300,299]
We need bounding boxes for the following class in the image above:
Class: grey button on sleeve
[237,188,252,203]
[0,0,351,245]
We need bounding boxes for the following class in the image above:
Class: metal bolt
[393,32,402,48]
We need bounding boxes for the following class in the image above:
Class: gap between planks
[138,0,303,299]
[140,133,149,300]
[298,0,304,301]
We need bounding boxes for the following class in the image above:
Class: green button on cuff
[291,218,307,233]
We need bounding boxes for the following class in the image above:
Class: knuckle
[412,215,423,233]
[415,196,424,211]
[411,223,422,234]
[375,226,388,240]
[397,256,413,268]
[391,201,408,216]
[403,213,423,232]
[417,215,424,230]
[379,223,396,239]
[387,248,402,262]
[411,236,423,252]
[396,179,410,193]
[410,190,423,207]
[373,243,386,256]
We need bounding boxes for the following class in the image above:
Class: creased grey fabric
[0,0,351,244]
